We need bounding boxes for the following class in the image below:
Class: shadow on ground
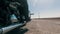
[6,28,28,34]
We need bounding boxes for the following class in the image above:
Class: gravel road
[25,19,60,34]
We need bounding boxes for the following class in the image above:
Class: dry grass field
[25,18,60,34]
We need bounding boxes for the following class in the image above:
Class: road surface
[25,19,60,34]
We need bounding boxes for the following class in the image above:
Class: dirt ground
[25,19,60,34]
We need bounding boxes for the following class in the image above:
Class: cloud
[28,0,60,18]
[28,0,55,10]
[32,0,38,6]
[28,0,38,7]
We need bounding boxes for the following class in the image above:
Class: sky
[27,0,60,18]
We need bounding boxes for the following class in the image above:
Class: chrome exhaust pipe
[0,23,24,34]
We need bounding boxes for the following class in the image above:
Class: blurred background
[27,0,60,18]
